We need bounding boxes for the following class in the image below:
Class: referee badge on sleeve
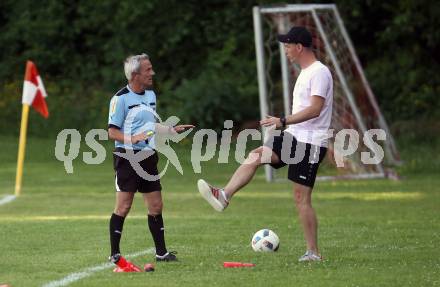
[110,98,118,116]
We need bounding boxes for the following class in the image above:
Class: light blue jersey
[108,85,157,150]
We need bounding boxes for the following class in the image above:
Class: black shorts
[264,132,327,188]
[113,147,162,193]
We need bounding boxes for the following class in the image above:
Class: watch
[280,117,286,128]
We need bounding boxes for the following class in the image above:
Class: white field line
[0,195,16,206]
[41,248,155,287]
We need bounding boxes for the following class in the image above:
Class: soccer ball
[251,229,280,252]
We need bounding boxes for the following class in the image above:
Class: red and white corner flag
[15,61,49,197]
[22,60,49,118]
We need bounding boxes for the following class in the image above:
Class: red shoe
[110,254,142,273]
[113,264,142,273]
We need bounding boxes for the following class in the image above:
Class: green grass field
[0,135,439,287]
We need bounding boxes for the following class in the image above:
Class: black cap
[277,26,312,47]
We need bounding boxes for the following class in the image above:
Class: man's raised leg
[224,146,279,198]
[198,146,279,211]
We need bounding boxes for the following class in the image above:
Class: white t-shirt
[285,61,333,147]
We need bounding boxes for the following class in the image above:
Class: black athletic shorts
[113,147,162,193]
[264,132,327,188]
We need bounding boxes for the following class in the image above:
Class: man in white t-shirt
[197,27,333,262]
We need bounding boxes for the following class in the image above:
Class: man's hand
[260,116,281,128]
[131,132,148,144]
[173,124,195,133]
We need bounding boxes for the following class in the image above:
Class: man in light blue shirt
[108,86,157,150]
[107,53,193,272]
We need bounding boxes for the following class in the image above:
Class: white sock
[220,189,229,203]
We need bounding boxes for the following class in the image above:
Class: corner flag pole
[15,104,30,196]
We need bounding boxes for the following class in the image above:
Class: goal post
[253,4,400,182]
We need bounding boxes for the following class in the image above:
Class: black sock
[109,213,125,256]
[148,214,167,256]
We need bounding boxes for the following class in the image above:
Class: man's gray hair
[124,53,149,81]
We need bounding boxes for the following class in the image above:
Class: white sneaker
[298,250,322,262]
[197,179,229,212]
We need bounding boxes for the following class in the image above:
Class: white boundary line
[41,248,155,287]
[0,195,16,206]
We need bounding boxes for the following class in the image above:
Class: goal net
[252,4,400,181]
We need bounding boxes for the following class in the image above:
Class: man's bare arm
[108,127,146,144]
[260,96,325,127]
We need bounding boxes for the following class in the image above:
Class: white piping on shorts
[115,174,121,192]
